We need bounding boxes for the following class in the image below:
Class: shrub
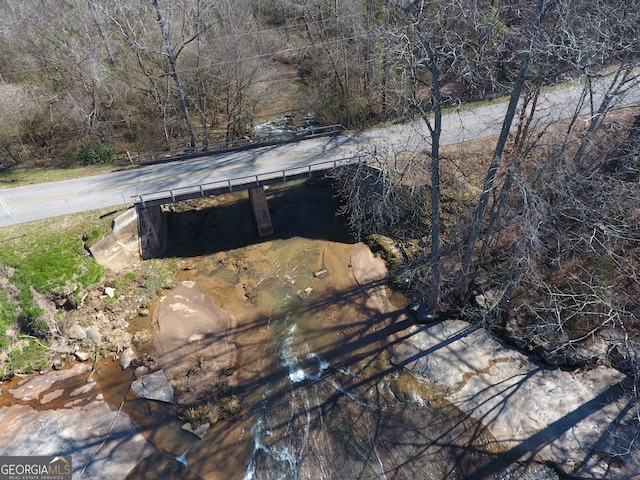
[219,395,241,419]
[184,403,219,427]
[79,142,116,165]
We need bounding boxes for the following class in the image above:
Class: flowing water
[144,237,498,479]
[100,180,559,479]
[0,179,566,479]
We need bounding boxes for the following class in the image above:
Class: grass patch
[0,164,131,188]
[7,236,103,292]
[0,210,116,293]
[184,403,219,427]
[0,204,182,376]
[0,291,16,349]
[0,208,120,373]
[6,338,50,374]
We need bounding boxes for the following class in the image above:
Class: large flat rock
[131,369,174,403]
[391,319,640,479]
[0,366,153,479]
[153,280,237,405]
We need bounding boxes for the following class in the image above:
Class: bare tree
[459,0,551,298]
[381,0,507,309]
[336,0,639,343]
[297,0,388,127]
[149,0,201,148]
[100,0,214,148]
[0,0,117,143]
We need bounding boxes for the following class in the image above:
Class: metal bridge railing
[133,157,360,208]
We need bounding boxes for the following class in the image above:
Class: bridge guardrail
[131,124,345,165]
[133,156,360,208]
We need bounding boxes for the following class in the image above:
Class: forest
[0,0,639,379]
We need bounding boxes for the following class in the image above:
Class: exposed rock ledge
[0,364,153,479]
[152,280,237,405]
[391,319,640,480]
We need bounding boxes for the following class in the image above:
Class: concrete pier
[248,186,273,237]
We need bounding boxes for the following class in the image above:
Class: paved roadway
[0,80,638,227]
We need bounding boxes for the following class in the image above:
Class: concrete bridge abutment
[91,186,275,270]
[248,186,273,237]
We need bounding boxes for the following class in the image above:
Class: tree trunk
[459,0,548,298]
[427,57,442,311]
[151,0,198,148]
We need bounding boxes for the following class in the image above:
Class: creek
[1,179,561,479]
[117,180,560,479]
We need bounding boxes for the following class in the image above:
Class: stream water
[124,237,506,479]
[3,180,561,479]
[112,181,560,479]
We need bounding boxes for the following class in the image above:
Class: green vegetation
[0,201,186,376]
[0,210,115,373]
[6,234,103,293]
[0,291,15,349]
[79,143,117,165]
[7,338,50,373]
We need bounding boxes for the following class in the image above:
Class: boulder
[131,370,174,403]
[0,401,153,479]
[313,269,328,279]
[298,287,313,299]
[120,347,137,370]
[181,422,210,439]
[85,327,102,344]
[391,320,639,479]
[74,350,91,362]
[67,323,87,341]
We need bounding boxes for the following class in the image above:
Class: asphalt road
[0,80,637,228]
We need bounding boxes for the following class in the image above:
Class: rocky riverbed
[1,180,638,479]
[0,363,153,479]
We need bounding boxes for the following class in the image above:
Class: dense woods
[1,1,639,379]
[0,0,392,165]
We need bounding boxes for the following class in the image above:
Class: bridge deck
[133,158,358,208]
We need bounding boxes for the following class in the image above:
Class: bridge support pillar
[137,204,166,258]
[248,186,273,237]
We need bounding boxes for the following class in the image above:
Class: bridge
[132,157,354,209]
[130,156,359,262]
[89,147,363,270]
